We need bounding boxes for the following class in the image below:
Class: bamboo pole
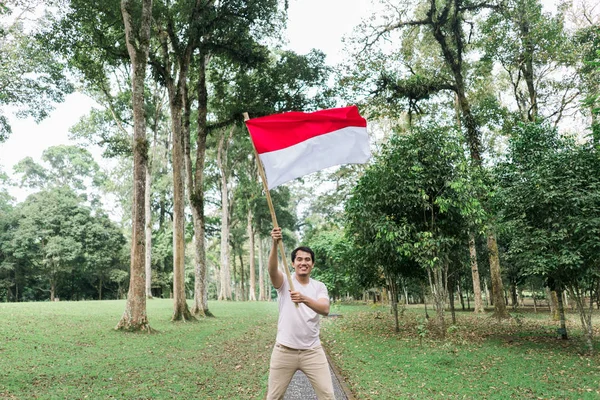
[243,112,296,293]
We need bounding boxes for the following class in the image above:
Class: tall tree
[0,1,72,142]
[216,126,235,300]
[495,122,600,353]
[148,1,198,321]
[11,187,85,301]
[351,0,508,318]
[115,0,153,332]
[83,212,128,300]
[0,169,17,301]
[480,0,577,124]
[13,145,106,206]
[575,25,600,144]
[181,0,287,316]
[346,123,470,334]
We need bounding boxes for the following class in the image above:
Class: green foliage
[345,123,473,288]
[12,145,107,209]
[0,3,73,142]
[575,26,600,142]
[209,48,334,121]
[494,122,600,284]
[5,186,126,301]
[478,0,576,123]
[304,226,360,299]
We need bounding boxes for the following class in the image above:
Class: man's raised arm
[268,227,284,289]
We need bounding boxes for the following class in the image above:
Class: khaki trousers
[266,343,335,400]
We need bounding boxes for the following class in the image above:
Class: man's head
[291,246,315,278]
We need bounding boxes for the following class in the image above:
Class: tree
[0,169,17,301]
[13,145,106,206]
[346,123,471,334]
[216,126,235,300]
[82,212,127,300]
[480,0,577,124]
[0,1,72,141]
[304,227,358,301]
[348,0,508,318]
[575,25,600,144]
[12,187,88,301]
[495,122,600,353]
[115,0,153,332]
[181,1,290,316]
[206,47,334,303]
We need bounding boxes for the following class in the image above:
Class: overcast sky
[0,0,372,202]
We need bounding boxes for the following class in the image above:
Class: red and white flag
[245,106,371,189]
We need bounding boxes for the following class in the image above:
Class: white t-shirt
[275,273,329,350]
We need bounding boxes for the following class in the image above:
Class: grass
[321,305,600,399]
[0,300,278,399]
[1,300,599,399]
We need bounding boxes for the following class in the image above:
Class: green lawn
[1,300,599,399]
[321,305,600,399]
[0,300,278,399]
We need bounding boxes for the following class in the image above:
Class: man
[266,227,335,400]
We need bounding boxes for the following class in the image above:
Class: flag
[245,106,371,189]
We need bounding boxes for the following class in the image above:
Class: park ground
[1,300,599,399]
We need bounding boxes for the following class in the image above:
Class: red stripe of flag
[246,106,367,154]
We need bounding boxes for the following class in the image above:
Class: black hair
[291,246,315,263]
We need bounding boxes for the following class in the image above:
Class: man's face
[292,250,314,277]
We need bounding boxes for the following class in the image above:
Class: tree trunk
[145,162,153,299]
[428,267,446,337]
[258,236,265,301]
[116,0,153,332]
[510,283,518,310]
[171,102,192,321]
[469,232,484,313]
[466,288,470,310]
[50,278,56,302]
[217,128,233,301]
[518,15,538,122]
[567,284,594,354]
[155,4,198,322]
[238,251,245,301]
[388,276,400,333]
[550,290,560,321]
[188,54,212,317]
[545,286,557,319]
[488,230,509,319]
[232,244,238,300]
[247,210,257,301]
[430,1,507,319]
[484,278,490,307]
[145,84,163,300]
[556,288,568,340]
[448,274,456,325]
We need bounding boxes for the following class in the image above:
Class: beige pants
[266,343,335,400]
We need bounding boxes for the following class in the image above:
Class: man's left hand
[289,290,305,304]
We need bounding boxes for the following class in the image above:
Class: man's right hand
[271,227,282,242]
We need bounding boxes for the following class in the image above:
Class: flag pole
[243,112,297,294]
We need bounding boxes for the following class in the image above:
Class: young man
[266,227,335,400]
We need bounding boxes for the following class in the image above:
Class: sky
[0,0,372,202]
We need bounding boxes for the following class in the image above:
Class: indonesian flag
[245,106,371,189]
